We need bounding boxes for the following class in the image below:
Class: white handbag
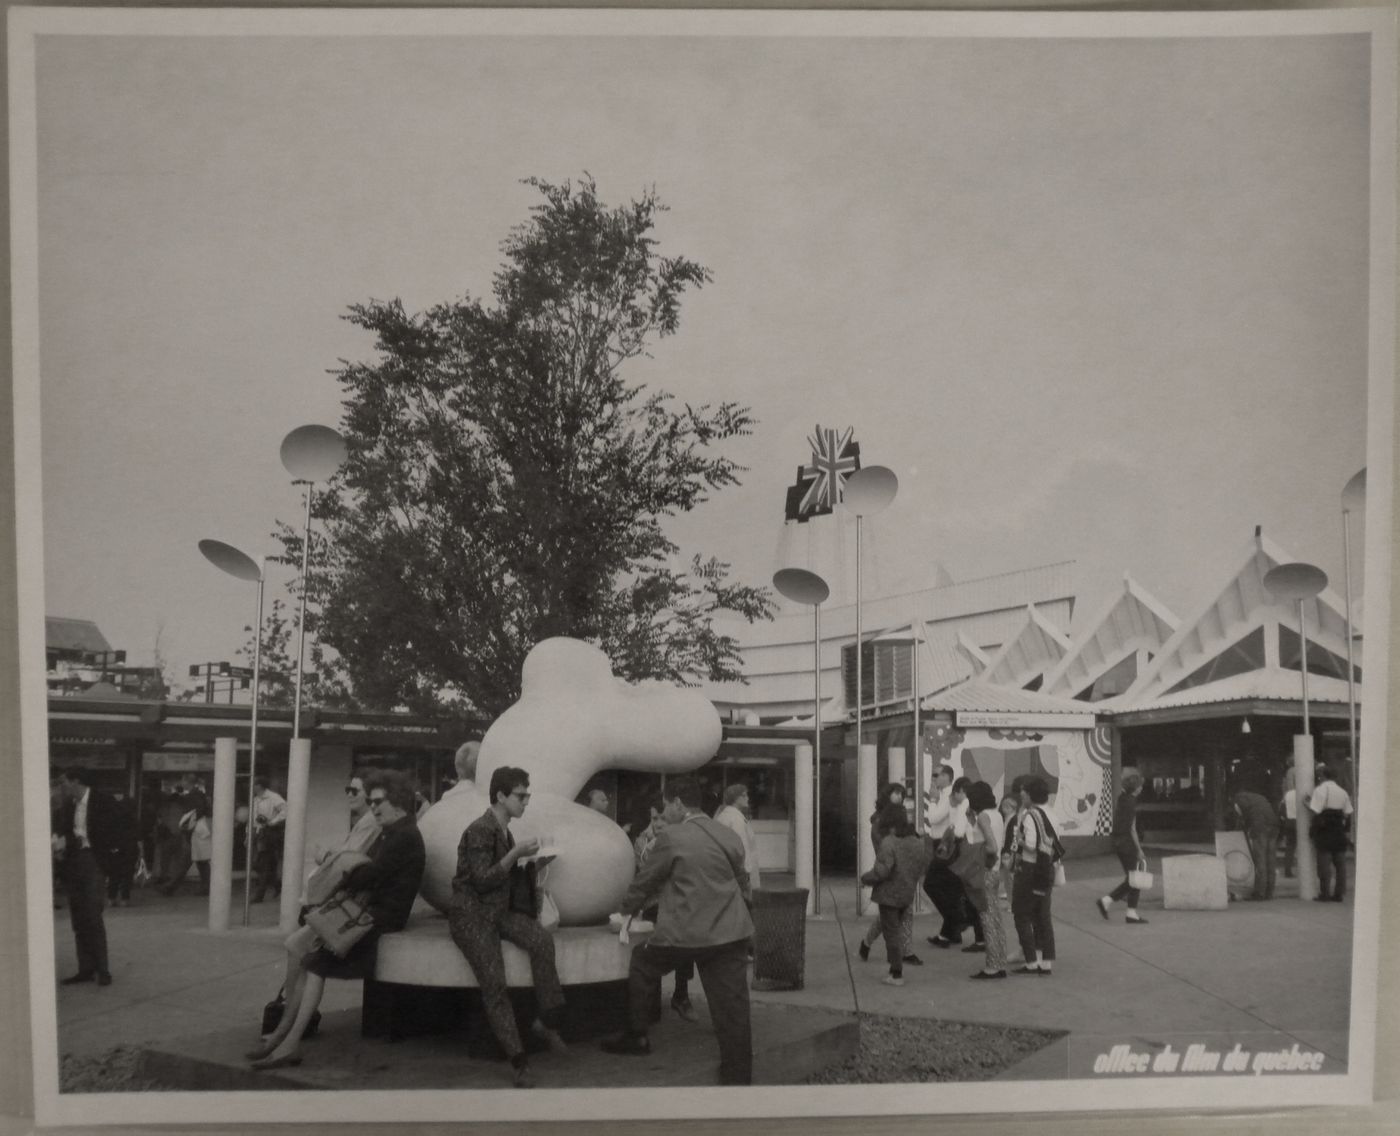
[1128,859,1154,891]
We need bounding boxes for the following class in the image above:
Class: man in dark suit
[54,768,117,986]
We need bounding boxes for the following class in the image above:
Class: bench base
[362,977,633,1054]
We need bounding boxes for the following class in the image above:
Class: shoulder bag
[304,889,375,958]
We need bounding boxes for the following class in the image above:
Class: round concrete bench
[374,916,641,987]
[363,914,649,1049]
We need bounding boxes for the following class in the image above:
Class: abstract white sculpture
[418,638,722,925]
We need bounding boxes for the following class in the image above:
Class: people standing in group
[250,776,287,903]
[249,771,425,1071]
[632,795,697,1023]
[859,802,933,987]
[1309,764,1353,903]
[1097,771,1150,921]
[448,766,569,1088]
[860,782,920,967]
[603,775,754,1086]
[713,783,762,890]
[105,790,141,907]
[966,782,1009,979]
[53,768,117,986]
[1008,776,1058,976]
[152,785,192,895]
[923,764,971,950]
[1231,786,1281,902]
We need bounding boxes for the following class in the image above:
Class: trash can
[750,887,808,990]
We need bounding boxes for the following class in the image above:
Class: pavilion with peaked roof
[1041,574,1179,702]
[1101,531,1361,838]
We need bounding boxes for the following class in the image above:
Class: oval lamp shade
[773,567,830,606]
[1264,562,1328,602]
[1342,468,1366,511]
[280,424,347,482]
[844,465,899,516]
[199,539,263,583]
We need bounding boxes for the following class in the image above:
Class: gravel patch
[60,1046,167,1093]
[806,1014,1063,1084]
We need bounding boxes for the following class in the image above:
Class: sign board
[46,753,126,770]
[142,751,215,772]
[956,710,1096,731]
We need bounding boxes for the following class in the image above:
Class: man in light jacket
[603,775,754,1085]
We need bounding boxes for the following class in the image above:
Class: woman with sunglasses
[249,771,425,1070]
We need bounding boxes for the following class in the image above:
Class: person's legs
[980,874,1008,972]
[448,905,523,1059]
[1259,829,1278,899]
[1010,869,1039,968]
[878,904,903,977]
[254,972,324,1064]
[499,913,566,1026]
[900,906,914,957]
[1332,849,1347,900]
[69,851,109,979]
[624,942,675,1037]
[672,958,695,1009]
[195,860,211,895]
[1314,841,1334,899]
[862,917,882,949]
[1281,826,1296,877]
[693,941,752,1085]
[1033,892,1055,969]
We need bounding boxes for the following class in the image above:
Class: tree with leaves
[266,176,772,720]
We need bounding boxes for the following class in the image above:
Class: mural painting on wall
[921,721,1113,838]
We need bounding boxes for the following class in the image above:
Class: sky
[26,20,1377,693]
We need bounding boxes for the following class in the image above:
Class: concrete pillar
[279,738,313,933]
[886,745,906,789]
[857,742,878,915]
[1293,737,1317,901]
[209,737,237,932]
[795,743,814,915]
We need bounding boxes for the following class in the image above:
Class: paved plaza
[46,847,1355,1090]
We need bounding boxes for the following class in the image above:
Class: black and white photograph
[8,5,1397,1127]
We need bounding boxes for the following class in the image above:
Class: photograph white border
[8,5,1396,1128]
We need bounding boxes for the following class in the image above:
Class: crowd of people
[53,744,1353,1087]
[856,767,1066,987]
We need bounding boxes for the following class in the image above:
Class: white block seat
[362,915,643,1047]
[1161,854,1230,911]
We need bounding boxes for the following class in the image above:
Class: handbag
[304,890,374,958]
[507,860,539,917]
[932,830,959,864]
[949,838,987,891]
[305,850,372,908]
[1127,859,1154,891]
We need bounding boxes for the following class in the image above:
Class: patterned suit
[447,809,565,1059]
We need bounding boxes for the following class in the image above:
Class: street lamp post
[774,567,830,916]
[842,466,897,917]
[199,539,268,927]
[1264,561,1328,902]
[277,425,348,933]
[1341,468,1365,830]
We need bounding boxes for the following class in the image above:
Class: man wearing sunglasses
[448,766,568,1088]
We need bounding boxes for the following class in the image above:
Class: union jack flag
[784,425,861,522]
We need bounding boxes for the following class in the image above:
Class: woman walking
[966,782,1009,979]
[1097,771,1149,924]
[1008,776,1059,976]
[860,803,933,987]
